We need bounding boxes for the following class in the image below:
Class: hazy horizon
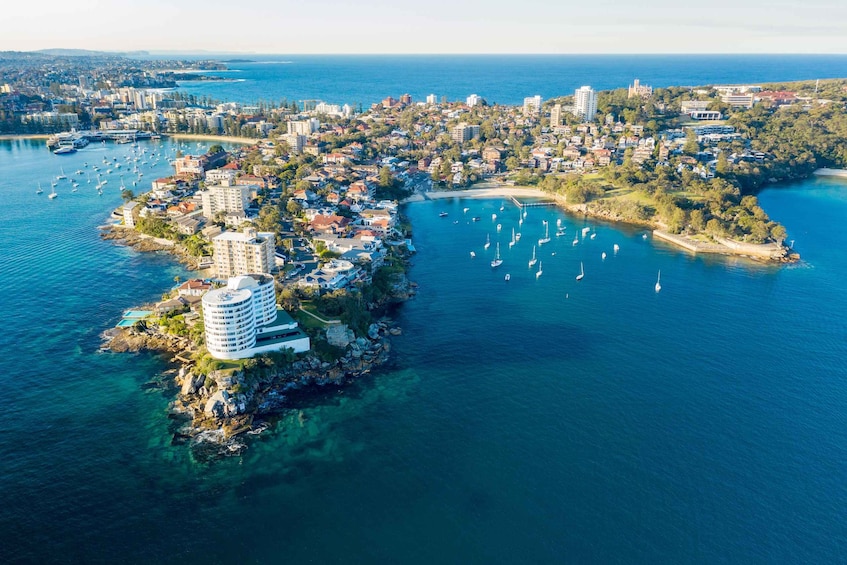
[3,0,847,55]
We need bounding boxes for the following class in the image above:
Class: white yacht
[491,243,503,268]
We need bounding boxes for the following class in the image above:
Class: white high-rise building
[213,228,275,279]
[573,86,598,122]
[203,286,256,358]
[281,133,306,153]
[550,103,563,127]
[287,118,320,135]
[202,273,310,360]
[199,184,251,219]
[466,94,481,107]
[451,123,481,144]
[426,94,438,105]
[523,95,542,116]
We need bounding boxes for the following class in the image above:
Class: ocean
[2,56,847,563]
[171,54,847,106]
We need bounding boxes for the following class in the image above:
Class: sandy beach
[404,184,547,203]
[0,134,51,141]
[813,168,847,178]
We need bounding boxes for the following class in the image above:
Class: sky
[2,0,847,54]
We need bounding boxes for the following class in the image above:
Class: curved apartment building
[202,273,310,360]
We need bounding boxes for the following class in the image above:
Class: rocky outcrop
[100,226,204,270]
[105,314,403,460]
[326,324,355,348]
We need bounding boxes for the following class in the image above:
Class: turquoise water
[3,145,847,560]
[173,54,847,106]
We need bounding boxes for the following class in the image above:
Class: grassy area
[216,359,247,372]
[297,300,342,330]
[606,190,655,206]
[295,310,328,330]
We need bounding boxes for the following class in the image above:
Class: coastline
[167,133,259,145]
[412,182,797,263]
[0,134,51,141]
[402,185,547,203]
[813,167,847,178]
[101,221,416,458]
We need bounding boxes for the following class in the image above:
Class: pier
[510,195,556,208]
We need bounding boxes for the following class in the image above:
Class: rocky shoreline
[103,316,404,461]
[100,225,206,271]
[558,198,799,264]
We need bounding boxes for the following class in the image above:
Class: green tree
[378,166,394,188]
[286,199,302,216]
[683,129,699,156]
[716,152,730,175]
[689,209,706,232]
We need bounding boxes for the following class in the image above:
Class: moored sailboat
[491,243,503,268]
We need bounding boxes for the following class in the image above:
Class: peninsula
[11,52,847,454]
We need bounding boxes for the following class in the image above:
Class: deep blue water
[3,86,847,561]
[172,54,847,106]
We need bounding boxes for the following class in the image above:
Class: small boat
[463,207,470,213]
[53,146,76,155]
[56,168,67,180]
[470,251,476,258]
[523,209,527,219]
[613,244,620,253]
[492,213,497,221]
[472,216,481,222]
[491,243,503,268]
[499,203,505,211]
[439,211,448,217]
[556,227,566,237]
[453,220,459,224]
[505,273,511,282]
[536,261,543,279]
[572,235,579,246]
[576,261,585,281]
[556,219,562,227]
[590,233,596,240]
[643,233,649,240]
[582,227,591,238]
[538,224,551,246]
[515,232,521,241]
[528,246,537,268]
[484,234,491,250]
[75,170,83,175]
[36,183,43,194]
[48,187,58,199]
[655,270,662,293]
[509,228,516,248]
[497,223,502,233]
[601,252,607,260]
